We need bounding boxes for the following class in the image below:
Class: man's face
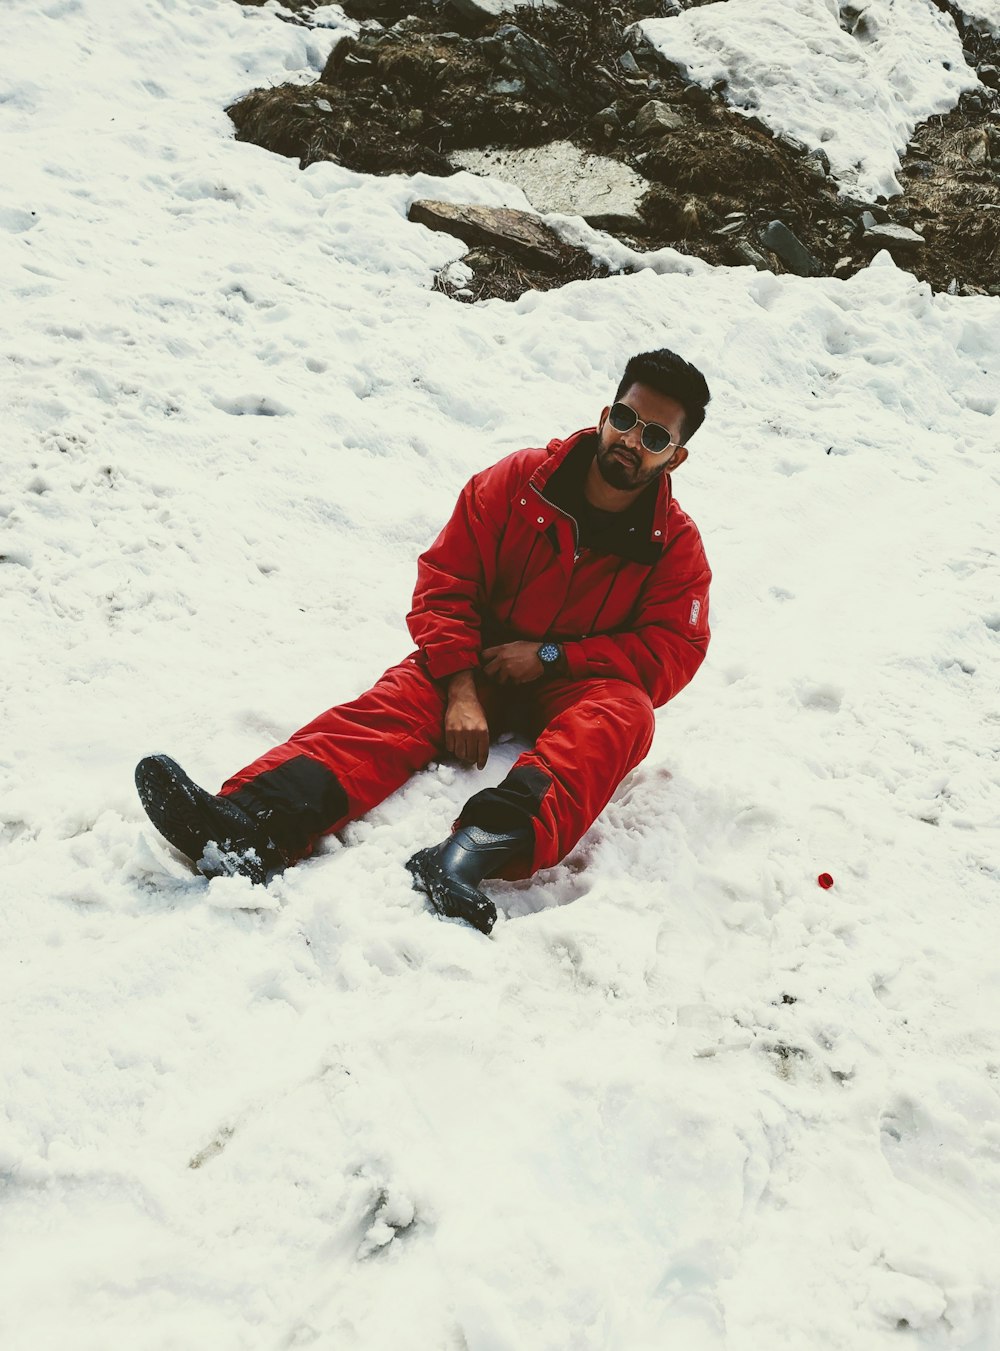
[595,382,689,492]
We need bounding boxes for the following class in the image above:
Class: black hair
[614,348,711,443]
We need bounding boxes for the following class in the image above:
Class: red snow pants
[219,654,655,880]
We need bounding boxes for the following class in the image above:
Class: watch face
[538,643,560,665]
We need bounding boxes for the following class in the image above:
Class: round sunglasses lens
[608,403,636,432]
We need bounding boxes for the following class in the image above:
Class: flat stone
[449,142,648,230]
[634,99,686,138]
[861,223,925,250]
[407,199,570,266]
[758,219,823,277]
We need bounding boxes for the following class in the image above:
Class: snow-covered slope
[642,0,980,197]
[2,2,1000,1348]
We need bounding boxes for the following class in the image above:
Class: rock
[448,142,649,230]
[619,51,642,76]
[339,0,398,17]
[449,0,555,27]
[592,103,621,125]
[777,133,809,157]
[591,104,621,140]
[732,240,767,269]
[964,131,990,166]
[408,199,570,265]
[979,64,999,89]
[860,210,878,231]
[758,219,823,277]
[835,193,884,220]
[682,83,711,106]
[805,147,830,179]
[861,223,925,251]
[742,114,772,137]
[492,78,526,96]
[634,100,686,138]
[480,25,576,103]
[623,22,674,71]
[901,159,936,179]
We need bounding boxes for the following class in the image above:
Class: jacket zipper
[531,483,581,561]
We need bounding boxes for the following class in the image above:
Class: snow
[958,0,1000,35]
[2,0,1000,1348]
[641,0,979,198]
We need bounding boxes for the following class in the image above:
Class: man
[136,348,712,934]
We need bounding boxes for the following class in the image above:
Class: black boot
[405,823,533,935]
[135,754,284,884]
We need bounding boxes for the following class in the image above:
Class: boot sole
[135,754,268,884]
[405,848,497,935]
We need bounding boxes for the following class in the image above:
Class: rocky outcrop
[227,0,1000,300]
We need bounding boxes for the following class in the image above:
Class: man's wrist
[447,668,478,701]
[537,641,565,677]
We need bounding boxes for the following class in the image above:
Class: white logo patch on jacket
[689,598,702,627]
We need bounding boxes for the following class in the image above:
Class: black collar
[541,434,663,565]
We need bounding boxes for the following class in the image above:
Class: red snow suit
[221,428,711,878]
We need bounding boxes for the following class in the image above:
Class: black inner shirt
[542,433,662,563]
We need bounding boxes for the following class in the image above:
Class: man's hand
[445,670,489,769]
[481,642,544,685]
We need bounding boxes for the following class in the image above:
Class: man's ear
[598,405,610,430]
[668,446,688,472]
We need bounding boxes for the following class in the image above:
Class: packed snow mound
[956,0,1000,34]
[641,0,978,198]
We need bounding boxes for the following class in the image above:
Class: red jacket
[407,428,711,708]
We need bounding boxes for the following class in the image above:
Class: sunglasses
[607,402,679,455]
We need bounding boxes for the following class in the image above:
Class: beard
[594,439,668,492]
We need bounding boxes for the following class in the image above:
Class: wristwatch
[537,641,562,673]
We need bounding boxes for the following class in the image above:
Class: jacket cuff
[560,641,587,681]
[423,647,480,680]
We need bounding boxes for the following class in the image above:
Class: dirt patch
[434,245,614,302]
[227,0,1000,299]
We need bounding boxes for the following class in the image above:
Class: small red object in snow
[817,873,834,889]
